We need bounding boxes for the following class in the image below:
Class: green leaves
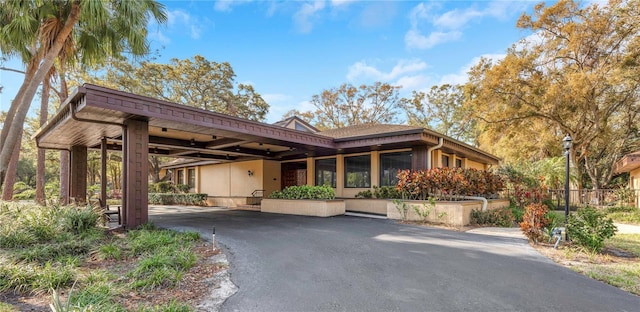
[268,185,335,200]
[567,206,618,253]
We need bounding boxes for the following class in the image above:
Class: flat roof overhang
[34,84,500,166]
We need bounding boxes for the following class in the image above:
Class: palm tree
[0,0,167,191]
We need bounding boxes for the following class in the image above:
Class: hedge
[148,193,207,205]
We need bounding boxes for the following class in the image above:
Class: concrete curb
[196,249,238,312]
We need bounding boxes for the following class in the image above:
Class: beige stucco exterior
[169,146,496,205]
[630,168,640,207]
[386,199,510,226]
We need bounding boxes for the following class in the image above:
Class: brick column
[123,119,149,228]
[69,145,87,204]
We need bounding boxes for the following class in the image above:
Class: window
[187,168,196,188]
[344,155,371,188]
[456,158,463,168]
[177,169,184,185]
[442,155,450,168]
[380,151,412,187]
[315,158,336,188]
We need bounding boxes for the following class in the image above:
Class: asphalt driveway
[150,206,640,312]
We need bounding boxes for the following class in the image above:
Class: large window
[177,169,184,185]
[380,151,412,187]
[442,155,450,168]
[345,155,371,188]
[315,158,336,188]
[187,168,196,188]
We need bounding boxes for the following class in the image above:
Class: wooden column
[69,145,87,204]
[100,137,107,207]
[123,119,149,228]
[412,146,428,171]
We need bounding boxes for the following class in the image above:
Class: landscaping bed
[0,202,225,311]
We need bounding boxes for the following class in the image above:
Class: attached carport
[34,84,337,228]
[34,84,499,229]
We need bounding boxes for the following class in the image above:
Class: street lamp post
[562,134,573,240]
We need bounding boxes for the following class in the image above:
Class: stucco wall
[387,199,509,226]
[262,160,281,198]
[465,159,486,170]
[631,168,640,207]
[229,160,263,197]
[199,164,230,196]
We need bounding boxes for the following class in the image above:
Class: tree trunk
[1,132,22,200]
[0,2,80,189]
[36,81,51,205]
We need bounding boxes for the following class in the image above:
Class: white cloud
[214,0,254,12]
[293,1,326,33]
[405,29,461,50]
[150,9,204,42]
[405,1,526,50]
[347,59,428,82]
[394,75,432,92]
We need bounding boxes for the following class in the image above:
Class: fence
[547,189,640,208]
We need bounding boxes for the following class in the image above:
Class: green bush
[510,204,524,223]
[373,186,402,199]
[175,184,191,193]
[606,205,639,213]
[150,181,175,193]
[148,193,207,205]
[61,206,100,235]
[470,207,514,227]
[567,206,617,253]
[268,185,335,200]
[355,190,373,198]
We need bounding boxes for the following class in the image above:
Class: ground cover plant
[269,185,335,200]
[0,201,222,311]
[606,206,640,225]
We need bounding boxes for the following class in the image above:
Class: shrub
[392,199,409,221]
[567,206,617,253]
[150,181,175,193]
[395,168,504,201]
[61,206,100,235]
[175,184,190,193]
[470,207,514,227]
[373,186,402,199]
[268,185,335,200]
[148,193,207,205]
[355,190,373,198]
[520,203,550,243]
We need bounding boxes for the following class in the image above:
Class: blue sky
[1,0,541,123]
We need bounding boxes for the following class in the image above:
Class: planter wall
[344,199,389,215]
[261,199,346,217]
[387,199,509,226]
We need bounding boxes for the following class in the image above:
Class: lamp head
[562,134,573,151]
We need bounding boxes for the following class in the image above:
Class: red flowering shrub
[519,203,550,243]
[396,168,504,200]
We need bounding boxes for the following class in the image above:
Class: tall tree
[286,82,402,130]
[401,84,477,144]
[0,0,167,190]
[466,0,640,189]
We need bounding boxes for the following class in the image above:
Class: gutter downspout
[451,195,488,212]
[426,137,444,169]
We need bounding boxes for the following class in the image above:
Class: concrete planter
[261,199,345,217]
[344,198,389,215]
[387,199,510,226]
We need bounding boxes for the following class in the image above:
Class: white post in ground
[212,226,216,250]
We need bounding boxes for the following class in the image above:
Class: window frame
[344,154,371,188]
[379,151,412,187]
[315,158,337,188]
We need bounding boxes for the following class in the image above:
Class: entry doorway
[282,161,307,189]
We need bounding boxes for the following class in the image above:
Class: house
[163,122,500,208]
[34,84,500,228]
[614,151,640,207]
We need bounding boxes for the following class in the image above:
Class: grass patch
[607,234,640,257]
[0,302,18,312]
[577,263,640,295]
[0,201,210,310]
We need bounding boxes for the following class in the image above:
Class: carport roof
[34,84,500,165]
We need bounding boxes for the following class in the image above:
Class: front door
[282,162,307,189]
